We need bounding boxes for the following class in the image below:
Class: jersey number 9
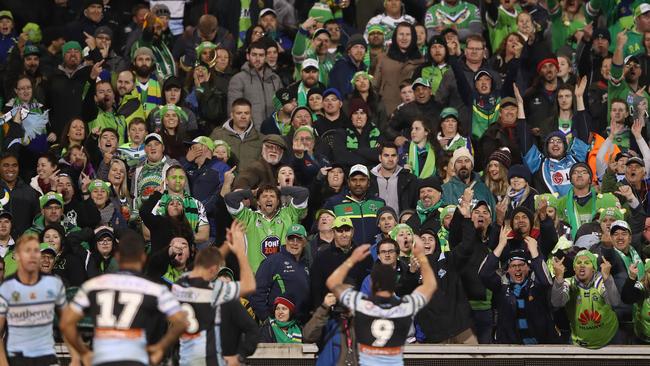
[370,319,395,347]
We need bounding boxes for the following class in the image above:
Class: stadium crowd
[0,0,648,364]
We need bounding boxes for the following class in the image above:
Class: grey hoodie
[227,62,282,130]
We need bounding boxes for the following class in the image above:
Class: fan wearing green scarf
[390,223,414,260]
[405,118,436,178]
[407,177,444,234]
[261,296,303,343]
[551,250,620,349]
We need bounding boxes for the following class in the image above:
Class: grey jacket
[227,62,282,130]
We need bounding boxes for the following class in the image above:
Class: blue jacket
[249,247,310,322]
[180,157,228,214]
[328,56,367,98]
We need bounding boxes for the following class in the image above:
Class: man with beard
[114,70,146,123]
[441,147,496,214]
[480,229,557,344]
[366,24,386,75]
[287,59,325,109]
[414,36,452,97]
[224,184,308,272]
[233,135,287,190]
[494,204,558,262]
[131,46,161,116]
[329,34,368,97]
[324,165,386,245]
[556,163,598,239]
[0,153,39,236]
[44,41,92,137]
[4,43,46,102]
[174,14,235,69]
[551,249,619,348]
[84,80,128,144]
[524,57,562,132]
[292,21,336,87]
[406,176,444,232]
[609,31,650,124]
[228,41,282,130]
[131,10,176,80]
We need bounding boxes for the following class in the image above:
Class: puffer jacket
[227,62,282,130]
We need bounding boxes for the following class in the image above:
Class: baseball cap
[89,180,111,194]
[635,3,650,17]
[262,134,287,150]
[145,133,163,145]
[0,210,12,220]
[39,192,64,209]
[40,243,57,256]
[440,107,459,120]
[0,10,13,21]
[94,26,113,39]
[610,220,631,235]
[315,208,335,220]
[507,249,530,264]
[286,224,307,239]
[474,69,493,81]
[312,28,331,40]
[411,77,431,89]
[500,97,518,108]
[323,88,342,100]
[23,44,40,57]
[259,8,277,17]
[593,28,610,42]
[302,58,319,71]
[192,136,216,151]
[472,200,491,214]
[152,3,171,17]
[624,54,640,65]
[349,164,369,177]
[626,156,645,167]
[332,216,353,229]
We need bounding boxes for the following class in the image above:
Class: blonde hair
[15,233,40,252]
[109,159,131,200]
[484,163,509,198]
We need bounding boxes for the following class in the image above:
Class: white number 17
[96,291,144,329]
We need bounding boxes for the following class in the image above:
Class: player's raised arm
[228,220,257,296]
[326,244,371,298]
[412,235,437,302]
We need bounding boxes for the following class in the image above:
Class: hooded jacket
[0,179,40,237]
[228,62,282,130]
[368,165,417,213]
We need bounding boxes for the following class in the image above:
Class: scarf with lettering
[270,318,302,343]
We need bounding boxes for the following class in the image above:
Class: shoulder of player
[82,272,171,296]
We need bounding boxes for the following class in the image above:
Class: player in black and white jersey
[172,220,256,366]
[0,234,66,366]
[326,236,437,366]
[59,230,188,366]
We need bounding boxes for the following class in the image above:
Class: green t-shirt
[548,0,587,52]
[230,203,307,273]
[565,276,618,349]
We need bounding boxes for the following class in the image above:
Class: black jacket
[385,98,442,141]
[415,217,475,342]
[0,179,40,237]
[477,120,524,170]
[479,252,559,344]
[368,167,418,213]
[220,300,260,357]
[45,65,92,136]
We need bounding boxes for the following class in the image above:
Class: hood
[370,164,402,179]
[222,118,254,135]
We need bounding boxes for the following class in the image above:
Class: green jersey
[419,64,450,95]
[608,63,650,126]
[486,5,521,53]
[229,202,307,273]
[631,282,650,343]
[563,276,618,349]
[424,1,481,35]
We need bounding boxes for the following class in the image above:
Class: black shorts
[8,354,58,366]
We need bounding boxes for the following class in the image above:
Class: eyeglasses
[379,249,396,255]
[253,30,265,36]
[97,237,113,244]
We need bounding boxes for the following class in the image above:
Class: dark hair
[117,230,146,263]
[100,127,119,140]
[0,152,19,163]
[610,98,627,109]
[370,263,397,294]
[129,117,147,129]
[37,152,58,168]
[256,183,281,201]
[379,142,398,154]
[15,75,35,89]
[131,3,148,16]
[377,238,399,253]
[232,98,252,109]
[436,151,453,179]
[60,118,87,148]
[495,32,525,61]
[166,164,186,177]
[399,79,413,90]
[387,22,421,62]
[194,247,224,269]
[248,40,267,54]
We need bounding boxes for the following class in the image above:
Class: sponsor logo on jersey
[578,309,601,326]
[261,236,281,257]
[7,303,56,326]
[11,292,19,302]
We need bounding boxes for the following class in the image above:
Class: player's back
[71,271,182,365]
[173,275,241,366]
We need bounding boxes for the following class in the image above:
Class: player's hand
[349,244,371,264]
[323,293,337,307]
[146,344,165,365]
[80,351,93,366]
[227,220,247,255]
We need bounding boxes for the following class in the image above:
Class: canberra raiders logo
[261,235,281,257]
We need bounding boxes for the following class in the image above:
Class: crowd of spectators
[0,0,649,362]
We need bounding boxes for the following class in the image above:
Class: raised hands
[629,262,639,281]
[601,256,612,280]
[552,257,566,281]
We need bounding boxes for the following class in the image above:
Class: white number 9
[182,303,199,334]
[370,319,395,347]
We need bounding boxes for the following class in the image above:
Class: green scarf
[297,82,309,107]
[270,318,302,343]
[438,226,450,253]
[565,187,597,240]
[346,126,380,149]
[157,192,201,232]
[238,0,252,47]
[416,200,442,224]
[615,246,644,276]
[408,141,436,178]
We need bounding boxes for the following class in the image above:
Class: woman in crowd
[148,76,198,137]
[344,98,384,166]
[107,158,132,222]
[484,148,512,202]
[52,118,87,158]
[30,153,59,195]
[403,119,436,178]
[489,33,525,82]
[433,108,472,155]
[159,104,188,160]
[307,87,324,117]
[260,296,303,343]
[374,22,424,113]
[345,71,388,132]
[87,179,128,230]
[85,226,118,278]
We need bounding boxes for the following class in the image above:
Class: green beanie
[195,41,217,59]
[534,193,559,209]
[389,223,413,240]
[439,205,456,221]
[574,250,598,270]
[213,140,231,158]
[61,41,82,57]
[294,126,315,139]
[308,2,334,22]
